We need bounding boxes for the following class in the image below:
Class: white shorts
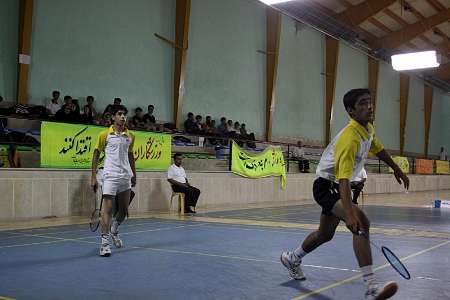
[97,169,131,196]
[102,178,131,196]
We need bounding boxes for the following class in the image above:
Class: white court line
[4,224,360,274]
[0,239,68,249]
[203,222,447,246]
[8,223,207,241]
[14,220,190,236]
[292,240,450,300]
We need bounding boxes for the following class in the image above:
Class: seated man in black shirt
[143,104,156,130]
[129,107,146,130]
[184,112,197,133]
[143,105,156,124]
[54,100,79,123]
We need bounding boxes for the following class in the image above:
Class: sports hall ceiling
[271,0,450,90]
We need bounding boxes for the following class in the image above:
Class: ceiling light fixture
[258,0,296,5]
[391,51,440,71]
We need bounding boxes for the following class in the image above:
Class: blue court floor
[1,205,449,300]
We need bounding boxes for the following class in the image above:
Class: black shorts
[313,177,341,216]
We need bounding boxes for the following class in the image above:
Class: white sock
[293,246,308,260]
[101,234,110,245]
[111,220,120,234]
[361,265,375,285]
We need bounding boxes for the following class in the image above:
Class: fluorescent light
[391,51,440,71]
[258,0,296,5]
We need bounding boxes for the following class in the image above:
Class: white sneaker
[280,251,305,280]
[365,281,398,300]
[100,243,111,257]
[111,232,123,248]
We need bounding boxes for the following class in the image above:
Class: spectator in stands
[46,90,61,116]
[63,95,72,107]
[240,123,256,148]
[440,147,448,161]
[83,96,97,124]
[204,119,217,145]
[143,104,156,127]
[129,107,146,130]
[195,115,204,133]
[100,112,113,127]
[233,122,241,135]
[226,120,235,133]
[54,101,78,123]
[291,140,309,173]
[203,116,212,130]
[209,120,217,134]
[217,117,227,135]
[167,153,200,214]
[72,99,81,120]
[103,98,122,115]
[184,112,197,133]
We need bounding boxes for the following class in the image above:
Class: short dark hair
[111,104,128,116]
[64,95,72,101]
[148,104,154,109]
[187,112,194,117]
[220,117,226,122]
[114,97,122,103]
[86,95,94,101]
[195,115,202,120]
[135,107,143,113]
[343,89,370,112]
[52,90,60,96]
[173,153,183,160]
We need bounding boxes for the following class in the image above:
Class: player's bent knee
[318,231,334,243]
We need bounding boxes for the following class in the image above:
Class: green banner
[41,121,171,170]
[231,141,286,189]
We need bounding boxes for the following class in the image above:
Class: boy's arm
[128,151,136,186]
[339,178,361,233]
[129,134,137,187]
[91,149,100,192]
[376,149,409,190]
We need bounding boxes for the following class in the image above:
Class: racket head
[89,209,101,232]
[381,246,411,280]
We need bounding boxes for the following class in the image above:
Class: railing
[1,114,449,175]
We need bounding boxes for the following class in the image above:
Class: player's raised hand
[394,169,409,190]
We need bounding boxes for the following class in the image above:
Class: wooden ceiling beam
[424,84,433,157]
[407,2,448,40]
[336,0,397,26]
[404,1,450,60]
[383,8,439,51]
[376,8,450,49]
[264,7,282,142]
[431,62,450,80]
[426,0,446,12]
[17,0,34,104]
[173,0,191,128]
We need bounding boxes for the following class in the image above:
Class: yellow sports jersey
[316,119,384,182]
[95,126,135,179]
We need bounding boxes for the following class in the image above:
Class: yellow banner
[388,156,409,174]
[231,141,286,189]
[41,121,171,170]
[436,160,450,174]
